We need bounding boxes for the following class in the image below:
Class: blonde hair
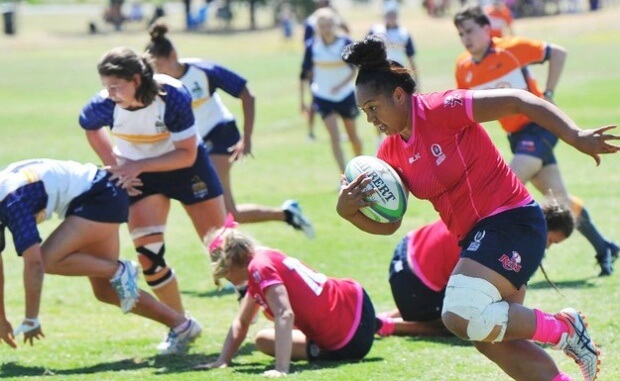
[314,7,339,27]
[205,227,256,287]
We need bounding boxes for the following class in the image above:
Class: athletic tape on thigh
[130,225,166,240]
[442,274,509,342]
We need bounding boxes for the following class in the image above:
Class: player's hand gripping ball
[344,155,408,223]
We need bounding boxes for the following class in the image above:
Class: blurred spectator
[129,1,144,22]
[104,0,125,30]
[484,0,514,38]
[278,2,295,39]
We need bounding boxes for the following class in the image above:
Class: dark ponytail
[342,35,416,96]
[145,19,174,58]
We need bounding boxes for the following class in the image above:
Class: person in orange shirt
[484,0,514,38]
[453,5,618,277]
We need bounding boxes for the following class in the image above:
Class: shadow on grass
[229,356,384,376]
[394,334,473,347]
[0,344,381,378]
[0,343,256,377]
[181,287,236,298]
[527,278,594,290]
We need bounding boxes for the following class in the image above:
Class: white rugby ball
[344,155,408,223]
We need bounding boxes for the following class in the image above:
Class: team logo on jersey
[431,144,446,166]
[155,119,167,134]
[499,251,522,273]
[467,230,486,251]
[408,153,421,163]
[443,93,463,108]
[252,270,262,284]
[191,82,204,99]
[191,175,209,198]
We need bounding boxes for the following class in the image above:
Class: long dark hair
[97,47,161,106]
[341,35,416,97]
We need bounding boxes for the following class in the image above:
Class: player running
[300,7,362,174]
[337,35,617,381]
[79,47,225,351]
[453,5,618,276]
[145,21,314,239]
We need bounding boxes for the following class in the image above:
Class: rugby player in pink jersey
[197,215,376,377]
[336,35,619,381]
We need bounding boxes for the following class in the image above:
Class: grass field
[1,1,620,380]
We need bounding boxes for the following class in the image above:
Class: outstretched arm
[472,88,619,165]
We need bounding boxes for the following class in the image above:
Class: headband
[208,213,238,253]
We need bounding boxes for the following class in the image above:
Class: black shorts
[203,120,241,156]
[459,201,547,289]
[306,289,375,362]
[313,92,360,120]
[66,169,129,223]
[508,122,559,166]
[130,145,223,205]
[389,236,445,322]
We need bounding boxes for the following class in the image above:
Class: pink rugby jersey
[247,248,363,351]
[408,220,460,292]
[378,89,532,240]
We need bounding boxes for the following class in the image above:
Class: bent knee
[442,274,509,342]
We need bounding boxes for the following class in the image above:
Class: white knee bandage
[130,225,166,240]
[442,274,509,342]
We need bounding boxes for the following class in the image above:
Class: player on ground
[145,21,315,239]
[0,159,199,354]
[377,203,574,338]
[79,47,225,352]
[337,35,618,381]
[454,5,618,276]
[301,7,362,174]
[197,215,376,377]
